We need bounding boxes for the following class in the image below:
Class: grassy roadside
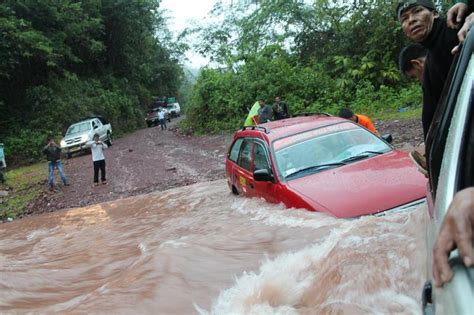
[374,107,422,121]
[0,162,47,221]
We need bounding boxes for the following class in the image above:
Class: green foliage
[183,0,423,133]
[0,162,46,220]
[0,0,185,164]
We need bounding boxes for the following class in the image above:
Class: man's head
[338,108,356,121]
[93,133,100,141]
[399,43,427,82]
[47,135,55,145]
[275,96,281,103]
[258,98,265,106]
[397,0,438,42]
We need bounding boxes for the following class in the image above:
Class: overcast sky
[160,0,216,68]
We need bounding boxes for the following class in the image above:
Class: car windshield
[66,121,91,135]
[274,125,391,180]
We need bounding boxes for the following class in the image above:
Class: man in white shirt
[158,108,167,130]
[90,133,108,186]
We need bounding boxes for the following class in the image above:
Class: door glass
[254,143,270,171]
[229,138,243,162]
[238,141,253,171]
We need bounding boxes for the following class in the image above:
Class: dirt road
[25,117,232,216]
[24,116,423,217]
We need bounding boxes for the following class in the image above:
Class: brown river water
[0,179,428,314]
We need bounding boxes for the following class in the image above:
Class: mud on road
[26,117,232,216]
[24,116,423,217]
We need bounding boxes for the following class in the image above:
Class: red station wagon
[225,114,427,218]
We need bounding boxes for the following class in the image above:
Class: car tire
[232,185,239,195]
[106,132,113,146]
[147,122,152,128]
[67,152,72,159]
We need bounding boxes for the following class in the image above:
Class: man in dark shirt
[43,137,69,190]
[397,0,459,138]
[273,96,290,120]
[257,98,272,124]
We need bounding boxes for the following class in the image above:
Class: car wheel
[232,185,239,195]
[67,152,72,159]
[147,122,152,128]
[106,132,113,146]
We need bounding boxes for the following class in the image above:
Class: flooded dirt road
[0,180,428,314]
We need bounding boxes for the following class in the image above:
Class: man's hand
[432,187,474,287]
[458,12,474,43]
[447,3,469,29]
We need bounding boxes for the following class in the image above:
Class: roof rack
[292,112,332,117]
[241,125,270,134]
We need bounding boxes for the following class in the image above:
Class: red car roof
[236,116,349,142]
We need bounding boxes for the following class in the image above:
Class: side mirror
[382,133,393,144]
[254,168,274,182]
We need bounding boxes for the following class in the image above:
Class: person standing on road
[258,98,272,124]
[158,108,167,130]
[43,137,69,191]
[338,108,380,136]
[273,96,290,120]
[90,133,108,186]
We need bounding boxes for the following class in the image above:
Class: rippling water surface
[0,179,428,314]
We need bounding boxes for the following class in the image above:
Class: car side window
[92,121,97,129]
[229,138,243,163]
[238,141,253,171]
[254,143,270,171]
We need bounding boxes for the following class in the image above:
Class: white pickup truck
[60,116,112,158]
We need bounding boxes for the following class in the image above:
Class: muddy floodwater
[0,179,428,314]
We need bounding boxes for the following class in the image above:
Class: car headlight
[60,139,66,147]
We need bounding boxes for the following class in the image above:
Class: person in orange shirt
[338,108,380,136]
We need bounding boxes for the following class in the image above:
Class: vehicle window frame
[459,90,474,189]
[270,122,391,182]
[426,42,468,197]
[252,140,271,173]
[228,138,244,163]
[237,140,254,171]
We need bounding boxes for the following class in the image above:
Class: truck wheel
[106,132,113,146]
[147,122,152,128]
[67,152,72,159]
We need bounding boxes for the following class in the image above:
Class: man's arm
[432,187,474,287]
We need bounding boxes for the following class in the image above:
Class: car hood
[285,151,427,218]
[63,131,89,140]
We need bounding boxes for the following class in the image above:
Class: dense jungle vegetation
[182,0,425,133]
[2,0,439,163]
[0,0,184,163]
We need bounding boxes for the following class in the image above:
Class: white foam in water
[204,202,427,315]
[231,198,344,230]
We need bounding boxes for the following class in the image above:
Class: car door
[422,31,474,315]
[234,139,256,196]
[252,141,279,203]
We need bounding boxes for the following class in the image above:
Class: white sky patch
[160,0,215,68]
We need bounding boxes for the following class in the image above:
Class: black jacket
[420,17,459,138]
[43,144,61,162]
[273,101,289,120]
